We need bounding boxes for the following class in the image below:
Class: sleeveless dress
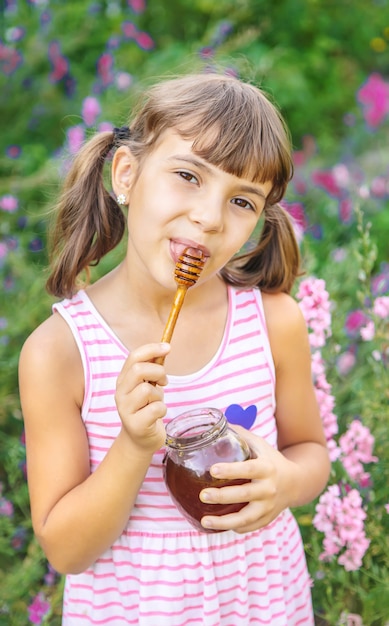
[53,285,314,626]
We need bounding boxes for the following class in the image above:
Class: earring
[116,194,127,205]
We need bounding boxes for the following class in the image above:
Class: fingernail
[160,342,170,352]
[200,490,212,503]
[211,465,221,477]
[202,518,213,529]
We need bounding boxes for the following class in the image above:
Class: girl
[19,73,330,625]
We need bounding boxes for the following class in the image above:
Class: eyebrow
[167,155,267,200]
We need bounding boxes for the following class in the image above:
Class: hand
[199,426,301,533]
[115,342,170,453]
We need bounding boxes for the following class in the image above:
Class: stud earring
[116,194,127,205]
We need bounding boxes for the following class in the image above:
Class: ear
[111,146,138,201]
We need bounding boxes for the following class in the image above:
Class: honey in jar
[163,408,253,532]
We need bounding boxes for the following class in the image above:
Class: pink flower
[296,277,332,348]
[0,194,18,212]
[357,73,389,128]
[0,242,8,261]
[313,485,370,571]
[336,350,356,376]
[67,125,85,154]
[339,420,378,484]
[371,176,388,197]
[115,71,133,90]
[280,201,307,243]
[373,296,389,319]
[98,122,114,133]
[312,169,342,197]
[338,197,353,224]
[360,320,375,341]
[385,504,389,514]
[128,0,146,13]
[135,31,154,50]
[27,593,50,625]
[82,96,101,127]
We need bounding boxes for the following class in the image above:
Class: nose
[188,194,224,233]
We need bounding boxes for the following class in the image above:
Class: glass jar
[163,408,253,533]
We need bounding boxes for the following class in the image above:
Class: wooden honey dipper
[154,247,206,366]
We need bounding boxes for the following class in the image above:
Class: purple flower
[357,73,389,128]
[11,526,27,551]
[27,593,50,625]
[0,496,14,517]
[44,563,59,586]
[28,238,44,252]
[6,144,21,158]
[6,26,25,42]
[371,265,389,296]
[344,310,369,338]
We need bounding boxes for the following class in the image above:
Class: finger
[209,457,273,481]
[117,380,165,415]
[200,481,254,506]
[117,360,168,394]
[118,343,170,383]
[201,501,268,533]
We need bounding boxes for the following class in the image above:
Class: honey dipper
[154,247,206,366]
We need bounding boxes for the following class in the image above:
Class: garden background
[1,1,389,624]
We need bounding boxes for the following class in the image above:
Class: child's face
[119,128,272,289]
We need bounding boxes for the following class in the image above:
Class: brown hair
[46,73,300,298]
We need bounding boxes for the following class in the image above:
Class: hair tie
[113,126,131,147]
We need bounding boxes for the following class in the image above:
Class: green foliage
[1,0,389,624]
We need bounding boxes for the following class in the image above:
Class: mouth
[170,239,211,264]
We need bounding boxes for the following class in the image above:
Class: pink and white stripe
[54,286,314,625]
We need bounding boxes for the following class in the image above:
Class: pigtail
[46,131,126,299]
[221,203,301,294]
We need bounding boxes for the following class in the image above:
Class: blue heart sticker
[225,404,257,430]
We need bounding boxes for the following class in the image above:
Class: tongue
[171,241,199,263]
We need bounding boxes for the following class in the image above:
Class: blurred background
[1,1,389,624]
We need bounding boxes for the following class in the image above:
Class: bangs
[132,74,293,205]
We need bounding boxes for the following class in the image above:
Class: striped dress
[54,286,314,626]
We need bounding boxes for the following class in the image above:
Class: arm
[199,292,330,533]
[19,313,170,574]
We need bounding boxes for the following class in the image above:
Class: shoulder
[261,291,305,328]
[19,310,84,409]
[20,310,77,363]
[260,291,309,367]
